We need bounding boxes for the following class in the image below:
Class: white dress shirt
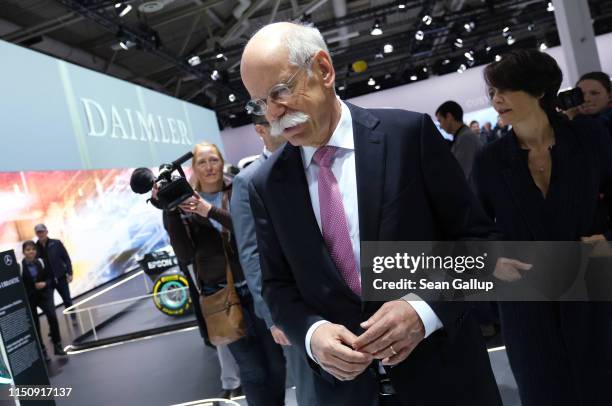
[302,100,443,361]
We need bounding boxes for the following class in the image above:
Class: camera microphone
[130,167,156,194]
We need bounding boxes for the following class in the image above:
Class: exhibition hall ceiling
[1,0,611,128]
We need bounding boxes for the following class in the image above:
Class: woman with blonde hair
[161,142,286,405]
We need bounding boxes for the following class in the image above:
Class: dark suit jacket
[472,116,612,241]
[36,238,72,278]
[471,116,612,406]
[21,258,52,303]
[249,102,502,405]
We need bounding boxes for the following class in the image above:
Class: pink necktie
[313,146,361,296]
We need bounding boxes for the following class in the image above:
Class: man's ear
[315,50,336,89]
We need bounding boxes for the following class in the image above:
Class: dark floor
[35,275,520,406]
[46,327,519,406]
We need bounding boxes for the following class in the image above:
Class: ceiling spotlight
[384,74,392,79]
[539,42,548,51]
[188,55,201,66]
[415,30,424,41]
[338,85,345,91]
[464,51,474,61]
[118,39,136,50]
[211,70,221,81]
[115,3,133,18]
[547,2,554,12]
[464,22,475,32]
[422,67,428,73]
[442,59,450,65]
[507,36,516,45]
[375,85,381,90]
[228,93,236,102]
[216,52,225,59]
[371,20,383,36]
[368,77,376,86]
[485,46,492,52]
[383,43,394,53]
[375,53,384,60]
[398,3,406,9]
[502,27,510,37]
[528,23,535,31]
[457,64,467,73]
[229,114,236,119]
[454,38,463,48]
[410,75,418,81]
[422,15,432,25]
[495,54,502,62]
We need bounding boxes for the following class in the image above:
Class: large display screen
[0,169,169,298]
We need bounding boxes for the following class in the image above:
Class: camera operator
[565,71,612,137]
[158,142,285,406]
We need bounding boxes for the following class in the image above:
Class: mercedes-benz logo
[3,255,13,266]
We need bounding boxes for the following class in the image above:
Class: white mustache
[270,111,310,137]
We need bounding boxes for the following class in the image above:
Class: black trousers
[500,302,612,406]
[51,276,73,309]
[29,294,61,345]
[227,285,287,406]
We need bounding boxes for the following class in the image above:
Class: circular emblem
[3,255,13,266]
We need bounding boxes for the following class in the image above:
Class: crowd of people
[21,19,612,406]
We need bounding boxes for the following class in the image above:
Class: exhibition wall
[0,39,221,297]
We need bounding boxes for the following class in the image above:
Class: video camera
[130,152,194,211]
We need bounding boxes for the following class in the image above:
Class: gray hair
[282,23,330,67]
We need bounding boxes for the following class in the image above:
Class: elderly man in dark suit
[240,22,502,406]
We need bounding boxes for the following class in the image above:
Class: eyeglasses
[245,56,313,116]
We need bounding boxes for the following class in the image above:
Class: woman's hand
[179,192,212,217]
[493,257,532,282]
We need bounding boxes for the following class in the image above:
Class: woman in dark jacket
[472,50,612,406]
[162,142,286,406]
[571,71,612,137]
[21,240,65,360]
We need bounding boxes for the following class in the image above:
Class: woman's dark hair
[577,71,611,94]
[484,49,563,115]
[22,240,36,252]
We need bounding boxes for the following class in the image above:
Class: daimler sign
[81,98,193,145]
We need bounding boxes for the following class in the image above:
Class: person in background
[231,115,317,405]
[162,142,284,406]
[572,71,612,136]
[480,121,496,144]
[469,120,481,135]
[21,240,66,359]
[34,224,74,320]
[492,115,511,139]
[472,49,612,406]
[435,101,483,179]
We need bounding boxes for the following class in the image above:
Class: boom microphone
[130,167,156,194]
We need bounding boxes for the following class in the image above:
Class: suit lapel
[346,103,386,242]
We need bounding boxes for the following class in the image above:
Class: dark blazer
[164,184,246,288]
[21,258,52,303]
[472,117,612,406]
[472,116,612,241]
[36,238,72,278]
[249,102,502,405]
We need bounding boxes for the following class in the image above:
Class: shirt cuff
[305,320,330,362]
[401,293,443,338]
